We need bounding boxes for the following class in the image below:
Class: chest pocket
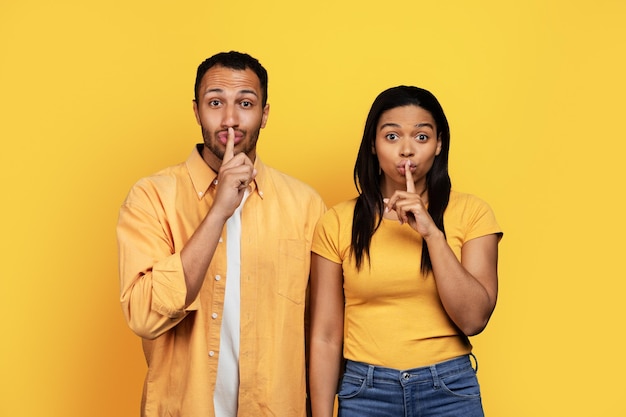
[277,239,308,305]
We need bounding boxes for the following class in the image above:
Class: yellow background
[1,0,625,416]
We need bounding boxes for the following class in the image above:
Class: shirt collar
[185,144,266,200]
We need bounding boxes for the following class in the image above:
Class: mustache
[215,128,245,138]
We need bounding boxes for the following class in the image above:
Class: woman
[309,86,502,417]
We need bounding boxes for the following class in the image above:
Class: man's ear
[192,100,201,125]
[261,103,270,128]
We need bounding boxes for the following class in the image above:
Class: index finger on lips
[405,160,415,193]
[223,127,235,163]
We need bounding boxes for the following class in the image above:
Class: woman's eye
[385,133,399,141]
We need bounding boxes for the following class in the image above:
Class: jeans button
[402,372,410,380]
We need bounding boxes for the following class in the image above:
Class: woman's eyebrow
[379,122,435,130]
[379,122,401,130]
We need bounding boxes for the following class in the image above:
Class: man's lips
[217,131,244,145]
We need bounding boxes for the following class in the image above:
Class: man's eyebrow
[202,88,259,97]
[238,89,259,97]
[203,88,223,96]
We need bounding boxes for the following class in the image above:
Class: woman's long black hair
[352,86,451,274]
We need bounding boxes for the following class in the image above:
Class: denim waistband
[344,354,477,386]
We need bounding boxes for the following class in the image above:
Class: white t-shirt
[214,190,249,416]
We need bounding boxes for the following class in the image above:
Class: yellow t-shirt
[311,190,502,369]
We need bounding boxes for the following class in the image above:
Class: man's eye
[209,100,221,107]
[417,134,428,141]
[241,101,252,108]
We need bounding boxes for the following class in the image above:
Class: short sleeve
[464,195,503,242]
[311,207,343,264]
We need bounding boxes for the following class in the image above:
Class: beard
[200,124,261,161]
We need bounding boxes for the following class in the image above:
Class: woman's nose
[399,139,415,157]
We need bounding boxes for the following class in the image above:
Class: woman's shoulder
[448,190,493,210]
[447,190,501,235]
[329,198,358,214]
[446,190,499,222]
[317,198,357,228]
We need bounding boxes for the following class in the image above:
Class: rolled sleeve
[151,254,199,317]
[117,193,195,339]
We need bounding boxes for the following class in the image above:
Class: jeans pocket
[337,373,366,399]
[439,369,482,398]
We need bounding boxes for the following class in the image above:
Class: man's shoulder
[136,162,185,185]
[124,162,187,202]
[262,164,322,199]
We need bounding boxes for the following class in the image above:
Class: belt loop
[470,352,479,373]
[366,365,374,388]
[429,364,440,389]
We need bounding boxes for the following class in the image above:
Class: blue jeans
[337,355,484,417]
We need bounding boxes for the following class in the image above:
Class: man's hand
[211,127,257,220]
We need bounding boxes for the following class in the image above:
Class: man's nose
[221,104,239,127]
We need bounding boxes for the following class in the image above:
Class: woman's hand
[384,161,441,238]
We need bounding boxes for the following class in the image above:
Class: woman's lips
[397,160,416,174]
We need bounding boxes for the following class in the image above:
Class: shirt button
[218,237,223,243]
[215,275,221,281]
[259,191,264,197]
[211,313,218,319]
[198,191,203,197]
[208,351,215,357]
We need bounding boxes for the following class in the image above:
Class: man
[117,51,326,417]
